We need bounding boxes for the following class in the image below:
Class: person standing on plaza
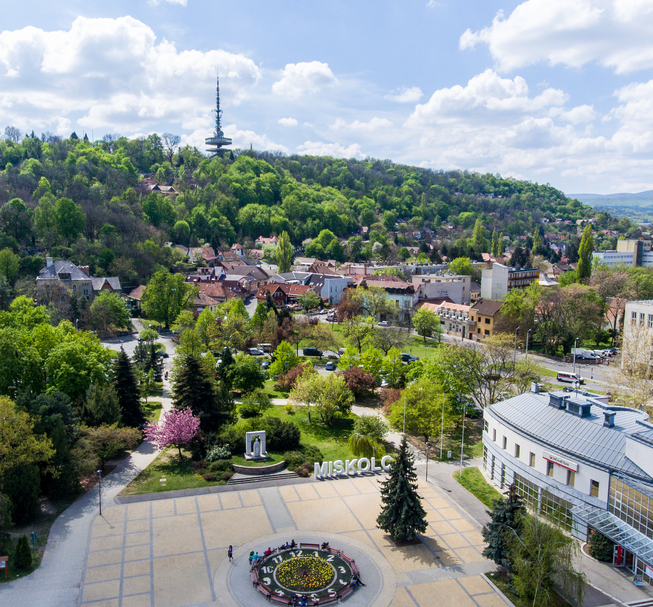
[228,545,233,562]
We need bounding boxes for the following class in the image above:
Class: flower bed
[276,555,335,592]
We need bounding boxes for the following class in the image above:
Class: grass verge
[120,448,226,495]
[453,466,503,508]
[485,572,572,607]
[142,400,162,423]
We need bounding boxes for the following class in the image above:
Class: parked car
[401,353,419,363]
[378,321,389,327]
[156,351,169,358]
[261,360,270,370]
[248,348,265,356]
[604,348,617,356]
[325,361,336,371]
[302,347,323,357]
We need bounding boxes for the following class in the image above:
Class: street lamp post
[526,329,532,359]
[573,337,578,376]
[97,469,102,516]
[459,400,466,478]
[440,392,445,460]
[514,327,520,367]
[425,442,431,482]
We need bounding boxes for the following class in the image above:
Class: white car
[378,321,389,327]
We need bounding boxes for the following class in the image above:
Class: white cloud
[460,0,653,74]
[297,140,365,159]
[272,61,337,99]
[332,117,392,132]
[549,104,597,123]
[385,86,423,103]
[406,69,565,129]
[223,125,289,153]
[278,117,298,127]
[149,0,188,5]
[0,16,260,133]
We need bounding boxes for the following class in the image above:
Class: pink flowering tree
[144,407,200,458]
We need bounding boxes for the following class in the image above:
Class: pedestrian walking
[228,545,233,562]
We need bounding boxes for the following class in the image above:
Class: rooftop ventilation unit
[604,411,616,428]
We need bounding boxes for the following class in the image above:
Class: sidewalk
[0,393,173,607]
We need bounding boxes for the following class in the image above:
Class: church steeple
[205,75,232,157]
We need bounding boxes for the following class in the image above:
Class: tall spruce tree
[277,230,293,273]
[376,436,427,542]
[482,484,525,572]
[173,355,235,432]
[114,348,144,428]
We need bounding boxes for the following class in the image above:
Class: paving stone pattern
[79,476,503,607]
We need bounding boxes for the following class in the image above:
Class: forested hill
[0,133,632,290]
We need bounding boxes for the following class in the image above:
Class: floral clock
[254,546,356,603]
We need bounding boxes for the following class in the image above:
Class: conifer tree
[113,348,144,428]
[14,534,32,569]
[376,436,427,542]
[482,484,525,572]
[173,355,235,432]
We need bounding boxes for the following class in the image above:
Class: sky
[2,0,653,195]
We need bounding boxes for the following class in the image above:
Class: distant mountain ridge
[571,190,653,208]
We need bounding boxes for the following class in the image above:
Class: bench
[300,543,320,550]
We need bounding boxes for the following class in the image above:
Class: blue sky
[2,0,653,195]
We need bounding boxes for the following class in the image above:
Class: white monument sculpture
[245,430,268,460]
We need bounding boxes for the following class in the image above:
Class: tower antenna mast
[205,74,232,157]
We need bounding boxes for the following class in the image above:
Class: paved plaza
[80,476,505,607]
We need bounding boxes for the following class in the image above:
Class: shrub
[222,472,234,482]
[296,465,310,477]
[342,366,378,398]
[276,363,315,391]
[262,417,301,451]
[588,529,615,562]
[217,425,246,454]
[202,473,217,482]
[284,403,294,414]
[206,444,232,461]
[14,534,32,570]
[381,387,402,410]
[285,445,324,471]
[207,459,233,474]
[238,390,273,418]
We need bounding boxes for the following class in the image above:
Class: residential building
[354,278,418,324]
[484,386,653,586]
[622,300,653,370]
[481,262,539,300]
[255,236,279,246]
[469,298,504,340]
[411,273,471,305]
[230,243,245,258]
[470,282,481,304]
[254,283,319,307]
[268,271,350,305]
[36,258,120,300]
[416,300,474,339]
[593,239,653,268]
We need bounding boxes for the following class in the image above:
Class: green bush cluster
[588,529,614,562]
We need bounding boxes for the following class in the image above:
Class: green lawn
[262,379,290,400]
[265,405,355,462]
[453,466,503,508]
[120,448,226,495]
[231,451,286,467]
[142,400,162,423]
[417,416,484,462]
